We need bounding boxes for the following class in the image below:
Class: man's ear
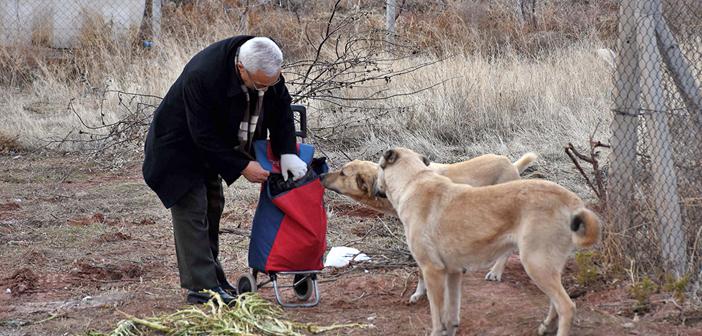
[422,155,430,166]
[381,149,397,169]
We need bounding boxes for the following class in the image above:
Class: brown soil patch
[332,203,384,218]
[0,153,700,335]
[97,232,132,243]
[70,260,145,282]
[1,268,39,296]
[0,202,21,211]
[67,212,120,226]
[136,217,156,225]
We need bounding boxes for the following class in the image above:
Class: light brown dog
[321,153,537,217]
[375,147,600,336]
[321,152,537,303]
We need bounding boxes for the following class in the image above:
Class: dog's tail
[570,208,601,248]
[512,152,538,174]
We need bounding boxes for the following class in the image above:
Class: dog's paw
[537,323,547,335]
[445,324,459,336]
[484,270,502,282]
[409,292,425,304]
[537,321,555,335]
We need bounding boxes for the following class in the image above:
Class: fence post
[637,0,687,277]
[609,0,640,234]
[385,0,396,46]
[655,17,702,128]
[152,0,162,44]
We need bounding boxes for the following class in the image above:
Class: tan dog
[321,152,537,303]
[321,153,537,217]
[375,147,600,336]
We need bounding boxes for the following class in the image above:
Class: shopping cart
[236,105,328,308]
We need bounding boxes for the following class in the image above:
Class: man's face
[237,63,281,92]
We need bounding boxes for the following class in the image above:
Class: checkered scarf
[237,86,264,156]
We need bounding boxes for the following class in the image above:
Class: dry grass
[0,1,617,196]
[0,0,616,279]
[308,40,613,197]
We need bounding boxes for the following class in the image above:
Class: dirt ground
[1,153,701,336]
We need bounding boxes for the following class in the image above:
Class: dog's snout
[373,187,387,198]
[319,172,328,181]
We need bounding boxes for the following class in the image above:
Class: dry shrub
[0,0,618,90]
[399,0,618,56]
[160,0,244,47]
[0,132,23,154]
[248,7,312,60]
[29,8,53,47]
[0,46,38,86]
[71,11,144,88]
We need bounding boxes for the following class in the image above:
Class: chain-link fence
[0,0,161,48]
[609,0,702,293]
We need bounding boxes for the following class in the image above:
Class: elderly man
[142,36,307,305]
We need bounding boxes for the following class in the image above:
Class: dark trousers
[170,175,229,290]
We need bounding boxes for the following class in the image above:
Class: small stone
[622,322,634,329]
[5,288,11,294]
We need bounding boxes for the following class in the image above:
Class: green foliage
[662,273,689,303]
[629,276,658,313]
[574,251,599,286]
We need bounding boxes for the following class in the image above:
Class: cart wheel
[293,274,313,301]
[237,273,257,294]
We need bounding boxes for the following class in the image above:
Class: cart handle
[291,104,307,142]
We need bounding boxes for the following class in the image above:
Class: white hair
[238,37,283,77]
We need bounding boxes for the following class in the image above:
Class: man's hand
[242,161,270,183]
[280,154,307,181]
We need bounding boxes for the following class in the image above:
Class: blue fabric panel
[253,140,315,171]
[248,182,285,271]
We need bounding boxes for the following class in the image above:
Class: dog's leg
[485,252,510,281]
[422,265,448,336]
[443,271,463,336]
[409,271,426,304]
[538,303,558,335]
[522,254,574,336]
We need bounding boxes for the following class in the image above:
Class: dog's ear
[421,155,430,166]
[381,149,397,168]
[356,174,375,197]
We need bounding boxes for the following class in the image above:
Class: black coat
[143,36,297,208]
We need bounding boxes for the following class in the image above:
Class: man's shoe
[219,279,238,296]
[187,287,236,305]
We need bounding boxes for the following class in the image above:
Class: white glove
[280,154,308,181]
